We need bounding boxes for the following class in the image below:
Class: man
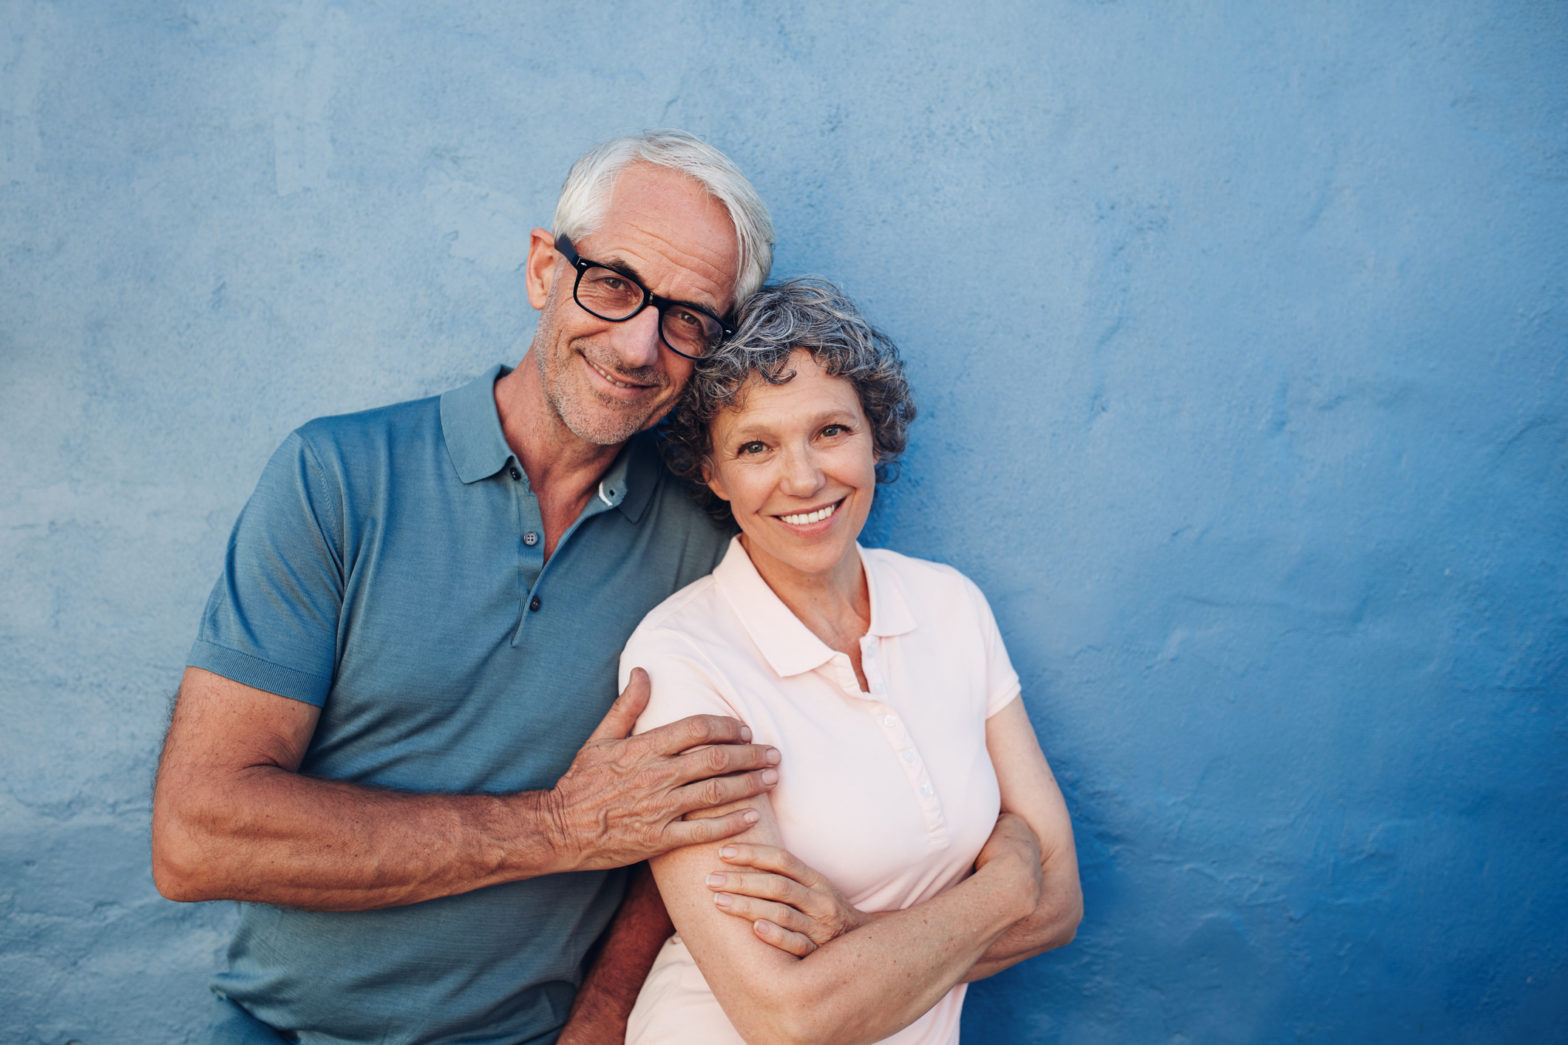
[152,131,778,1044]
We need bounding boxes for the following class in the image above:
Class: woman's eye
[821,424,847,438]
[736,441,767,456]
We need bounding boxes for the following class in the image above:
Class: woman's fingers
[707,870,810,908]
[719,843,821,886]
[711,890,817,944]
[711,844,867,944]
[751,918,818,957]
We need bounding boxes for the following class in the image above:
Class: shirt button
[902,750,916,763]
[509,467,521,481]
[883,714,896,727]
[529,595,542,612]
[921,784,933,797]
[523,531,539,547]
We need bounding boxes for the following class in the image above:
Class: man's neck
[492,359,625,558]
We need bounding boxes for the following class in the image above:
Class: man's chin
[558,405,654,448]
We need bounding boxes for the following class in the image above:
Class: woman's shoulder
[626,572,726,649]
[862,545,989,602]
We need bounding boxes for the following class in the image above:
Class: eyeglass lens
[574,266,723,358]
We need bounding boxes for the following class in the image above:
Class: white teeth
[780,502,839,526]
[588,359,640,389]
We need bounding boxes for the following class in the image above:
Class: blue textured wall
[3,2,1565,1042]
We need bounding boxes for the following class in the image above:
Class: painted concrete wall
[3,2,1564,1041]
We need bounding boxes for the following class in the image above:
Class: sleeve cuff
[186,639,332,707]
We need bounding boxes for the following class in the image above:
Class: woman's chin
[740,529,861,586]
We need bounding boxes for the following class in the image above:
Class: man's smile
[583,352,658,392]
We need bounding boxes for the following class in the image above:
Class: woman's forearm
[962,843,1082,981]
[720,851,1038,1045]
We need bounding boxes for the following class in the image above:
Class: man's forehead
[579,164,740,309]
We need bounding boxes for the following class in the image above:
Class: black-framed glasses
[554,235,734,360]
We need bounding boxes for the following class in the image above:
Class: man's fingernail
[762,769,780,786]
[765,747,781,764]
[719,846,738,859]
[706,874,725,888]
[713,892,732,908]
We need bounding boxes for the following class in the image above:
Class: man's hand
[705,842,869,956]
[547,668,782,871]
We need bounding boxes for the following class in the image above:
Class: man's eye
[669,307,702,331]
[594,274,629,293]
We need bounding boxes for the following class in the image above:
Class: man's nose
[604,306,664,370]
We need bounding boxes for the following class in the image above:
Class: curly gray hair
[662,278,917,523]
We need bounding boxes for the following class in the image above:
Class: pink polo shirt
[623,537,1022,1044]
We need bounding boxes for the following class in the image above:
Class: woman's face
[704,348,877,588]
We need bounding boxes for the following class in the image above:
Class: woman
[621,279,1081,1044]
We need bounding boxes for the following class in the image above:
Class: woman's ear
[702,458,730,502]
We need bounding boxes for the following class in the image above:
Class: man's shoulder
[628,431,735,546]
[293,390,444,453]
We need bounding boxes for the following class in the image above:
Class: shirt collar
[439,364,659,522]
[713,536,918,679]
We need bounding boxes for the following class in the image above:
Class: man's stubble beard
[536,332,671,448]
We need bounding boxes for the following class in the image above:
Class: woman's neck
[742,538,873,688]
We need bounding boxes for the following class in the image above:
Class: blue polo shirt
[188,365,731,1045]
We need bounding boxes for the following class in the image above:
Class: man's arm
[150,666,780,911]
[556,862,671,1045]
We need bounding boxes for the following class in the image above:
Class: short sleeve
[186,429,345,706]
[965,575,1022,719]
[621,627,743,737]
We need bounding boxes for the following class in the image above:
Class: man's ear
[524,228,559,311]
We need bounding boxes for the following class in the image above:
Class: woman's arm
[705,697,1081,979]
[962,696,1082,979]
[649,793,1041,1045]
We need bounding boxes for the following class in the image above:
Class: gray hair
[552,130,775,308]
[662,278,917,523]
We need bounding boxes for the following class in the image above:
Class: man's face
[525,163,740,447]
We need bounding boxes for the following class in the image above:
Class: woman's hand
[973,812,1044,917]
[705,842,870,956]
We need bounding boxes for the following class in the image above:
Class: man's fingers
[751,919,817,957]
[587,668,652,743]
[641,712,755,755]
[665,807,761,848]
[672,766,780,817]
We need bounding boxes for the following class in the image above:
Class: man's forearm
[151,666,779,911]
[152,762,572,910]
[557,863,671,1044]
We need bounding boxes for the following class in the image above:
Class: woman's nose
[780,447,825,496]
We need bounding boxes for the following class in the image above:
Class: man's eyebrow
[599,254,722,315]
